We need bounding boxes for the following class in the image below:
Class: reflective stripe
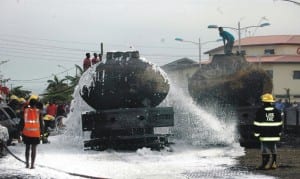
[259,137,280,141]
[253,121,283,126]
[254,133,260,137]
[264,107,274,111]
[23,128,39,131]
[23,108,40,138]
[24,119,39,123]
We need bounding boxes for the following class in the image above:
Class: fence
[284,106,300,135]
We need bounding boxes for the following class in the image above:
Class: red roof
[247,55,300,63]
[205,35,300,54]
[237,35,300,46]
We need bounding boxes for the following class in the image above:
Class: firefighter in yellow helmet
[254,93,283,170]
[28,94,39,102]
[19,94,43,169]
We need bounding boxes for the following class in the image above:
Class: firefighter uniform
[19,95,43,169]
[254,93,283,170]
[23,108,41,140]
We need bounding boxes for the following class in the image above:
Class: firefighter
[254,93,283,170]
[19,95,43,169]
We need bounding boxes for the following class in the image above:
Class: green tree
[42,65,83,104]
[9,86,31,99]
[64,64,83,87]
[43,75,72,103]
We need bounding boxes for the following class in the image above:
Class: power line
[0,53,79,63]
[0,35,203,61]
[0,35,197,51]
[10,67,75,82]
[0,43,199,61]
[0,43,84,56]
[0,38,95,52]
[279,0,300,5]
[0,46,83,60]
[0,33,100,46]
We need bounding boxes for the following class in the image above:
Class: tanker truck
[188,54,273,147]
[80,51,174,150]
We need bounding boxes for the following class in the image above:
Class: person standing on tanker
[254,93,283,170]
[19,95,43,169]
[218,27,235,55]
[83,53,91,71]
[91,52,100,65]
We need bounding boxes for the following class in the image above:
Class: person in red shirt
[44,102,57,130]
[91,53,99,65]
[46,102,57,118]
[83,53,91,71]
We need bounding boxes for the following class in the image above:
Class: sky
[0,0,299,94]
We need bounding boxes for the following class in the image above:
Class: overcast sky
[0,0,299,94]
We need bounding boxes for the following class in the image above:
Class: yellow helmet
[28,94,39,101]
[18,97,26,103]
[261,93,275,103]
[10,95,19,101]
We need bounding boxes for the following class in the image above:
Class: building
[161,58,198,91]
[204,35,300,103]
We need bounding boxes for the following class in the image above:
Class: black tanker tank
[188,54,273,147]
[80,51,174,150]
[81,51,169,110]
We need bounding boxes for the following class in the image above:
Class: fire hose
[3,143,107,179]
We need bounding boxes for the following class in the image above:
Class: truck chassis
[82,107,174,150]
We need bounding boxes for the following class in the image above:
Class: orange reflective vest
[23,108,41,138]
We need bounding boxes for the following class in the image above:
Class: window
[293,71,300,79]
[264,49,275,55]
[237,50,246,55]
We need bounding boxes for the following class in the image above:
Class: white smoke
[161,78,238,146]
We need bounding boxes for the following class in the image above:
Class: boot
[270,154,277,169]
[257,154,270,170]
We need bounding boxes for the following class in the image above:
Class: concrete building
[204,35,300,103]
[161,58,199,91]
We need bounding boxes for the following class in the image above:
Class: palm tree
[42,65,84,103]
[43,75,71,103]
[47,75,68,91]
[64,64,84,87]
[9,86,31,99]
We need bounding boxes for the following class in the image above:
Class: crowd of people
[6,95,69,123]
[274,98,299,114]
[0,94,70,168]
[83,52,103,71]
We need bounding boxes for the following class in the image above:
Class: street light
[175,37,222,68]
[208,22,270,54]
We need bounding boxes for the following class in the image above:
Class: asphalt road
[237,146,300,179]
